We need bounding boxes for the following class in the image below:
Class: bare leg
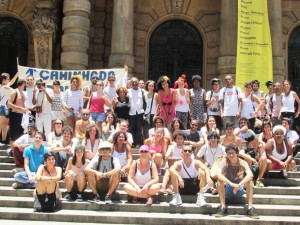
[0,116,8,142]
[169,169,179,194]
[258,156,267,180]
[287,160,296,171]
[161,169,170,189]
[198,169,206,194]
[76,172,87,192]
[154,153,163,169]
[86,173,98,195]
[107,173,120,196]
[245,180,254,209]
[217,180,226,208]
[65,172,75,193]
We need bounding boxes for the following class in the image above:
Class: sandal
[146,197,153,205]
[131,196,138,203]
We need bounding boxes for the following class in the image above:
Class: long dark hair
[72,145,86,165]
[169,118,185,134]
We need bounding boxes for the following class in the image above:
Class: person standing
[219,75,242,128]
[25,75,36,123]
[190,75,206,126]
[83,75,99,108]
[175,78,190,129]
[32,79,53,139]
[51,80,65,126]
[270,82,283,126]
[103,74,117,113]
[206,78,222,131]
[128,77,145,148]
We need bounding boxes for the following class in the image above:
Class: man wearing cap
[239,133,270,187]
[219,75,242,128]
[12,123,37,173]
[83,75,99,109]
[264,81,274,118]
[206,78,222,130]
[169,145,211,207]
[85,141,121,204]
[265,125,296,178]
[32,79,53,140]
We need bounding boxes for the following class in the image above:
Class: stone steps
[0,206,300,224]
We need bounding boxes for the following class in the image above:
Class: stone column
[218,0,238,80]
[268,0,284,82]
[109,0,134,71]
[32,0,58,69]
[60,0,91,70]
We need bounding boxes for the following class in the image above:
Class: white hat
[272,125,286,136]
[98,141,112,150]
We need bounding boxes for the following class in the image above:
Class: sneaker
[12,182,23,189]
[146,196,153,206]
[214,207,227,218]
[196,194,209,207]
[12,168,24,174]
[89,195,100,203]
[76,193,83,202]
[105,195,112,204]
[255,179,264,188]
[169,193,182,206]
[247,208,260,219]
[64,193,72,201]
[282,169,288,179]
[6,148,13,157]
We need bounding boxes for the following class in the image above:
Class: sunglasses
[183,150,193,153]
[96,84,103,86]
[140,150,148,153]
[82,113,90,116]
[55,122,62,125]
[108,79,115,82]
[100,148,111,151]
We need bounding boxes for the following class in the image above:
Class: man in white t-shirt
[206,78,222,130]
[103,74,117,113]
[32,79,53,139]
[219,75,242,128]
[25,75,37,122]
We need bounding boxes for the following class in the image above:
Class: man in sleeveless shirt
[270,82,282,126]
[169,145,212,207]
[85,141,121,204]
[215,143,259,219]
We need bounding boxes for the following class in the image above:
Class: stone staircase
[0,144,300,224]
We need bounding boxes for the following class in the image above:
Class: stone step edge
[0,207,300,224]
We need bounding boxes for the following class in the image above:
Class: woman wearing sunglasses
[124,145,159,205]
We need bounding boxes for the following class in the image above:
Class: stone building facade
[0,0,300,90]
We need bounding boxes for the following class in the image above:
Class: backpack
[96,155,114,171]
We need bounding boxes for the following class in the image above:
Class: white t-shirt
[128,88,144,115]
[206,90,221,116]
[286,130,299,145]
[197,144,225,168]
[0,85,13,106]
[35,88,53,113]
[25,87,35,108]
[219,86,242,116]
[15,134,35,145]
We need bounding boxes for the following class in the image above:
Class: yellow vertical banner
[236,0,273,92]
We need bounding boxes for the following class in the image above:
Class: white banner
[18,65,127,91]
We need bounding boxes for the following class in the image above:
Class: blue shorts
[0,105,8,116]
[225,183,246,198]
[90,112,105,122]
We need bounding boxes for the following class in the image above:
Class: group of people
[0,71,299,218]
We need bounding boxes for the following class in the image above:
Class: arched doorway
[0,18,28,79]
[148,20,203,85]
[288,26,300,96]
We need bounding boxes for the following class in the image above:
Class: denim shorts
[225,183,246,198]
[90,112,106,122]
[0,105,9,117]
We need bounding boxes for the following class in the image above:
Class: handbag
[182,162,199,186]
[143,93,154,125]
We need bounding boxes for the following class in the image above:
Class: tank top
[70,161,89,175]
[253,91,261,110]
[89,92,105,113]
[112,144,127,167]
[149,137,163,153]
[85,139,101,156]
[272,139,288,160]
[282,91,295,113]
[169,145,183,160]
[272,94,282,117]
[179,159,199,178]
[241,93,255,119]
[0,85,13,106]
[134,161,152,187]
[176,89,189,112]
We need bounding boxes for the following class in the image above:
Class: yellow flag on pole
[236,0,273,92]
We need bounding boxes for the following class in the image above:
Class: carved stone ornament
[172,0,183,12]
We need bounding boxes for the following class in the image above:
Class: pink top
[89,93,105,113]
[158,88,176,124]
[149,137,163,153]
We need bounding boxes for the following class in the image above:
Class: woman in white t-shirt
[82,124,102,160]
[175,78,190,129]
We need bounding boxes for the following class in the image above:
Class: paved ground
[0,220,138,225]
